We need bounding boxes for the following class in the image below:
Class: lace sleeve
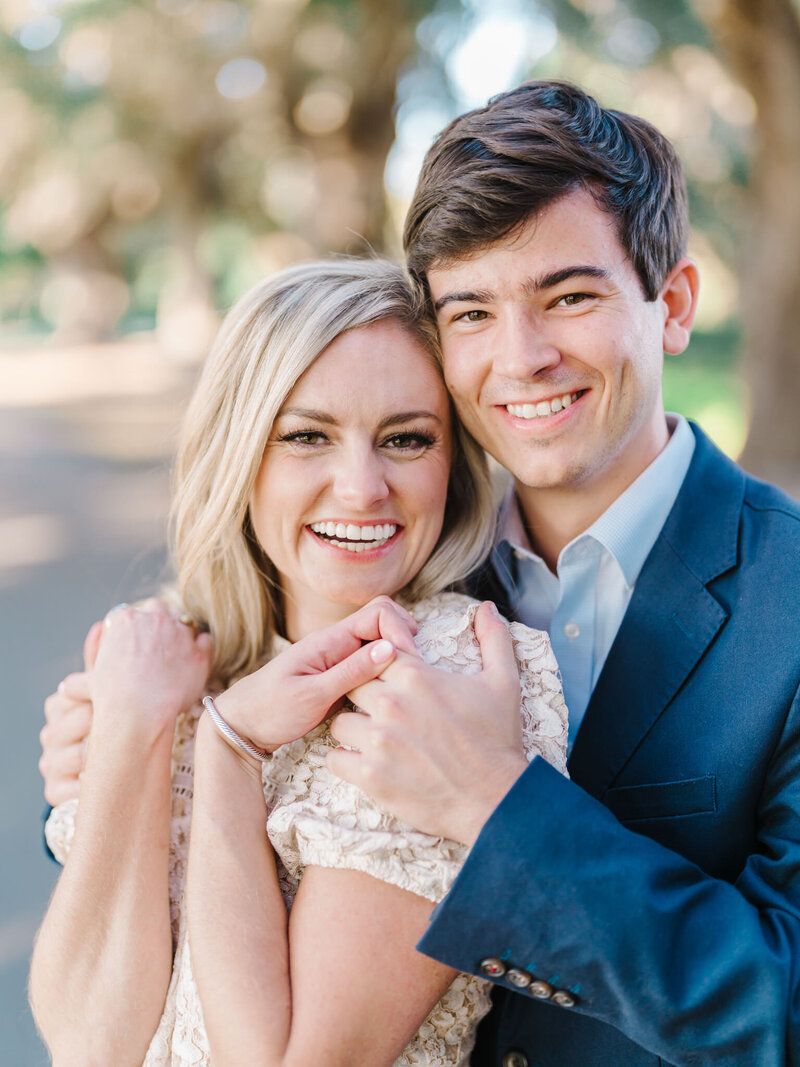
[266,593,569,906]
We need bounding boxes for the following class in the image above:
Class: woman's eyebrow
[276,409,443,427]
[378,411,444,428]
[277,407,336,423]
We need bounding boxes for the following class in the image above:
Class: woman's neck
[282,596,363,643]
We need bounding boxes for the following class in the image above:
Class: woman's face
[250,319,453,640]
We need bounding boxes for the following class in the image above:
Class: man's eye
[559,293,591,306]
[455,309,488,322]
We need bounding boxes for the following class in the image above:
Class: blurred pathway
[0,339,194,1063]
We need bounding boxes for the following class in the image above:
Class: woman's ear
[660,257,700,355]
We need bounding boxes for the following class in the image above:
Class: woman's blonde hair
[169,258,495,687]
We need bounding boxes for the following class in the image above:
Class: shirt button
[502,1052,529,1067]
[563,621,580,639]
[551,989,577,1008]
[479,957,507,978]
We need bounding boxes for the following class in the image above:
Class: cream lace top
[46,592,568,1067]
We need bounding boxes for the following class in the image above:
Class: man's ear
[660,257,699,355]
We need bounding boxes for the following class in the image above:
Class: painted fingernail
[58,681,66,695]
[369,640,394,663]
[488,601,501,618]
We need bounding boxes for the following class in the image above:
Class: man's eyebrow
[523,265,610,293]
[432,266,611,313]
[433,288,494,312]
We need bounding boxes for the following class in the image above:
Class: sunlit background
[1,0,798,1060]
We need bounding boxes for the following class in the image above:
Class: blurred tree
[704,0,800,484]
[0,0,437,352]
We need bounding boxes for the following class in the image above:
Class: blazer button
[506,968,532,988]
[551,989,577,1008]
[479,957,507,978]
[502,1052,529,1067]
[529,979,553,999]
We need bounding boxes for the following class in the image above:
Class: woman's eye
[383,432,435,451]
[281,431,326,446]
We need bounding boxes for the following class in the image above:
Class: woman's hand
[213,595,419,755]
[89,599,213,739]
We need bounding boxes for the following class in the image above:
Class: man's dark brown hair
[403,80,689,302]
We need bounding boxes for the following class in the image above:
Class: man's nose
[333,447,390,509]
[492,310,561,379]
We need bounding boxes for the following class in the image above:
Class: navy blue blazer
[422,425,800,1066]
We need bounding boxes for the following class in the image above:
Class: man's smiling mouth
[308,522,398,552]
[505,391,585,419]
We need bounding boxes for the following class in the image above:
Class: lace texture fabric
[44,593,568,1066]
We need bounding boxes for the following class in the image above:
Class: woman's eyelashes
[381,429,437,452]
[275,427,438,453]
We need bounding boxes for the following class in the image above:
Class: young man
[41,82,800,1064]
[326,81,800,1065]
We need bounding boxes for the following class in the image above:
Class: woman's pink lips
[305,525,403,559]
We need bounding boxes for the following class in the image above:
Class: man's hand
[40,621,103,806]
[328,601,528,846]
[216,595,420,753]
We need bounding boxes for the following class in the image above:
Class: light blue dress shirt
[492,414,696,748]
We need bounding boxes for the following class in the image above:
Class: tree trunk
[711,0,800,496]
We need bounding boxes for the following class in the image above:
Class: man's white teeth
[309,522,397,551]
[506,392,580,419]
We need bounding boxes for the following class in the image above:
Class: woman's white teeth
[506,392,579,419]
[309,522,397,550]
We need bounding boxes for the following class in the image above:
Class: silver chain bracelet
[202,695,271,763]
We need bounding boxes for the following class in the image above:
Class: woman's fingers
[308,639,397,711]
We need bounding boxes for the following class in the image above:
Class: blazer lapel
[568,426,746,798]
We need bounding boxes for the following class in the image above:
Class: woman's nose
[332,448,390,509]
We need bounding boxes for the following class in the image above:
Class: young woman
[31,259,568,1066]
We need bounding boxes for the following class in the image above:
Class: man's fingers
[41,701,92,749]
[474,602,519,685]
[83,621,103,671]
[329,709,371,752]
[52,672,91,707]
[325,744,363,787]
[44,777,82,807]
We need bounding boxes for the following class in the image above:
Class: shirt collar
[495,413,696,589]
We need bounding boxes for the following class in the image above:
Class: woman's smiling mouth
[308,521,399,552]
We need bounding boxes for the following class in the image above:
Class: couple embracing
[32,81,800,1066]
